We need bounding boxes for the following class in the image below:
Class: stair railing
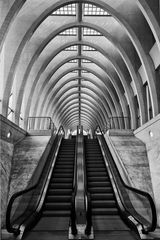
[6,126,65,236]
[95,126,157,235]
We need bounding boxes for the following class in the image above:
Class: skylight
[82,59,92,63]
[82,46,96,51]
[59,28,77,36]
[83,27,102,36]
[65,45,77,51]
[51,4,76,16]
[69,59,77,63]
[84,4,111,16]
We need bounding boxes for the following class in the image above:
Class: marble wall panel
[8,136,50,199]
[110,135,153,195]
[0,139,14,228]
[135,114,160,226]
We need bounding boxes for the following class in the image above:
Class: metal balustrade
[27,117,55,131]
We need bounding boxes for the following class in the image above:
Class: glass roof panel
[84,4,111,16]
[82,45,96,51]
[59,28,77,36]
[51,4,76,16]
[82,70,90,73]
[83,27,102,36]
[82,59,92,63]
[65,45,77,51]
[69,59,78,63]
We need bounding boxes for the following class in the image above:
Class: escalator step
[88,176,109,182]
[87,172,107,177]
[86,157,104,160]
[87,168,106,172]
[91,193,115,200]
[88,182,111,188]
[86,161,104,164]
[55,162,74,165]
[42,210,70,217]
[48,189,72,195]
[88,187,113,193]
[49,183,72,189]
[54,169,73,173]
[46,195,71,202]
[44,202,71,210]
[57,155,74,158]
[54,165,74,169]
[87,164,105,168]
[53,173,73,178]
[91,200,117,208]
[92,208,119,215]
[50,178,73,183]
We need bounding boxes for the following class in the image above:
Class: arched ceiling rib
[51,94,107,126]
[1,0,159,132]
[36,71,121,119]
[14,21,145,125]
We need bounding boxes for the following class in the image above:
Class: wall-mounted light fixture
[149,130,153,138]
[7,131,12,139]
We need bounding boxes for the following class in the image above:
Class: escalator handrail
[96,126,157,233]
[70,134,78,235]
[83,137,92,235]
[6,126,64,234]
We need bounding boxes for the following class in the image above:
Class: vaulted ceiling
[0,0,160,132]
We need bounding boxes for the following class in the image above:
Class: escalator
[85,138,143,240]
[6,137,76,240]
[5,132,157,240]
[24,139,75,240]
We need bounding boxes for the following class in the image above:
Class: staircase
[85,138,138,240]
[42,138,75,217]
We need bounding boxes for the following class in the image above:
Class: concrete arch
[56,103,104,128]
[137,0,160,53]
[1,0,158,130]
[44,82,117,120]
[54,99,105,127]
[30,55,127,126]
[39,73,122,121]
[15,21,144,124]
[24,40,134,125]
[41,76,120,121]
[64,117,95,132]
[60,107,101,129]
[62,112,98,130]
[54,97,106,125]
[0,0,26,51]
[47,89,112,129]
[25,69,115,127]
[50,93,108,126]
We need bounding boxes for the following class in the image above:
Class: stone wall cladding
[8,135,50,199]
[0,139,14,228]
[0,114,26,144]
[134,114,160,226]
[109,134,153,195]
[0,115,26,228]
